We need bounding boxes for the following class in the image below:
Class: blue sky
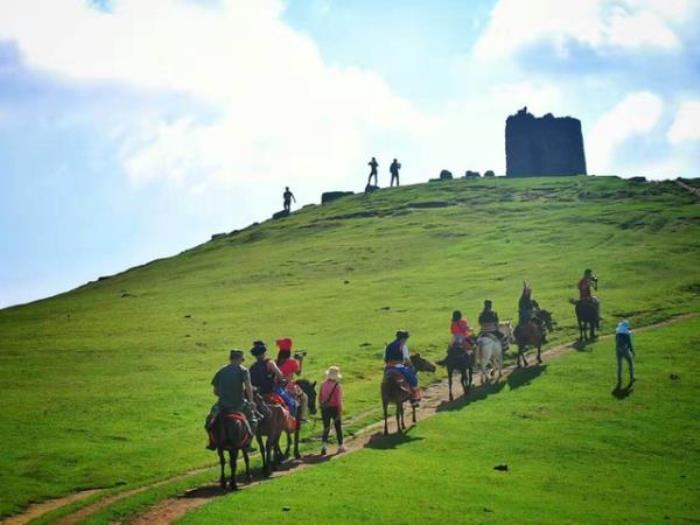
[1,0,699,308]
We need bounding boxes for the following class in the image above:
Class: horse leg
[256,433,267,474]
[218,448,226,489]
[293,426,301,460]
[383,400,389,435]
[229,448,239,491]
[400,402,407,430]
[412,402,416,424]
[395,403,402,433]
[460,368,468,397]
[537,342,543,364]
[242,447,252,482]
[448,367,454,401]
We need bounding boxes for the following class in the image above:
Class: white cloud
[587,91,664,172]
[667,100,700,144]
[474,0,693,60]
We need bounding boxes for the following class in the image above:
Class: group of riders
[206,268,600,451]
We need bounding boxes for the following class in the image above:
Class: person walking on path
[615,320,635,387]
[283,187,296,213]
[367,157,379,186]
[319,366,345,455]
[389,158,401,187]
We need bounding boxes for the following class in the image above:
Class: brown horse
[253,392,286,476]
[279,379,317,460]
[382,353,436,435]
[572,299,599,340]
[514,310,555,367]
[211,413,252,490]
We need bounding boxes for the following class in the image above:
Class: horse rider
[205,349,257,450]
[367,156,379,186]
[275,338,308,420]
[384,330,421,407]
[249,341,284,398]
[578,268,600,322]
[478,300,507,349]
[518,283,547,342]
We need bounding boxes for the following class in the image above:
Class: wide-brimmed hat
[229,349,244,360]
[250,341,267,357]
[325,366,342,380]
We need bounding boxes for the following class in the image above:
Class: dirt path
[4,314,694,525]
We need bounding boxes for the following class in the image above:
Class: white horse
[475,322,514,383]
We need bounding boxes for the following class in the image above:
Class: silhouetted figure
[389,158,401,187]
[367,157,378,186]
[283,186,296,213]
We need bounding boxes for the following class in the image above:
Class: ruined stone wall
[505,108,587,177]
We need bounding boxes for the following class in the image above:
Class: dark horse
[279,379,317,460]
[211,413,252,490]
[514,310,555,367]
[382,354,436,435]
[437,343,474,401]
[573,299,599,340]
[253,391,286,476]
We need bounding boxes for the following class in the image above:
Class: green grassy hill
[0,176,698,518]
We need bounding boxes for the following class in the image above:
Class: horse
[572,299,599,341]
[382,353,436,435]
[437,342,474,401]
[253,391,286,476]
[211,412,253,491]
[514,309,555,367]
[279,379,317,460]
[474,321,514,383]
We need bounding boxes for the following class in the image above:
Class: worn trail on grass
[4,315,692,525]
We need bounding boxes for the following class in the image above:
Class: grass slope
[183,317,700,525]
[0,176,698,516]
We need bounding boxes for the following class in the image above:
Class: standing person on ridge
[389,158,401,187]
[614,320,635,388]
[319,365,345,455]
[283,186,296,213]
[367,156,379,186]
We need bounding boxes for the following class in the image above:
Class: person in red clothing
[578,268,600,321]
[276,338,308,419]
[318,366,345,455]
[450,310,472,349]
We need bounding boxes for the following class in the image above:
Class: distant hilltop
[505,107,587,177]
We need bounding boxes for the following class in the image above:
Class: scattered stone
[282,506,291,512]
[484,170,495,177]
[506,107,586,177]
[439,169,453,180]
[670,373,680,380]
[359,342,371,347]
[629,176,647,183]
[493,463,509,471]
[483,507,494,513]
[98,276,110,281]
[364,184,379,194]
[322,191,354,204]
[344,280,350,284]
[184,314,191,318]
[120,292,135,298]
[185,334,191,337]
[272,210,290,220]
[464,170,481,179]
[379,306,391,311]
[211,233,227,240]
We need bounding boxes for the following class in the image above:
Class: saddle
[262,393,298,432]
[210,412,253,450]
[383,368,412,395]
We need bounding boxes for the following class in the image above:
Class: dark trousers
[321,406,343,445]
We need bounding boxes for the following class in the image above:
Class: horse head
[296,379,317,415]
[411,353,436,373]
[537,310,555,332]
[499,321,515,342]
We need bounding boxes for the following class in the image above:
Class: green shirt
[211,364,249,412]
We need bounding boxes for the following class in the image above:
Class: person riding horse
[450,310,472,350]
[578,269,600,325]
[518,283,547,344]
[205,349,257,450]
[384,330,421,407]
[249,341,284,397]
[478,300,508,349]
[275,338,309,420]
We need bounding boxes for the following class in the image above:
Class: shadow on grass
[435,380,506,413]
[573,339,596,352]
[611,384,634,399]
[507,364,547,391]
[182,485,226,498]
[364,429,425,450]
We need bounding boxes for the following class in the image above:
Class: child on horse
[276,338,308,420]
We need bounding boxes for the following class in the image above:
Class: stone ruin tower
[505,107,587,177]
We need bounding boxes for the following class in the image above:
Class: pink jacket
[319,379,343,411]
